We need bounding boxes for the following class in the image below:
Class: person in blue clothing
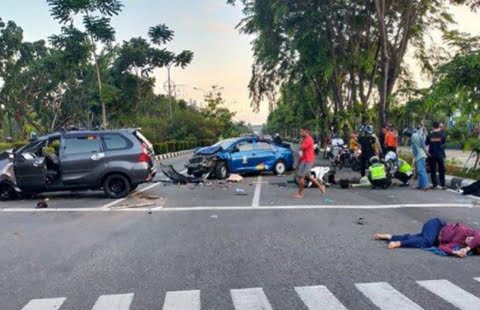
[411,123,431,191]
[426,121,446,189]
[374,218,446,249]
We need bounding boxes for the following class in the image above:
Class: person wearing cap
[411,123,431,190]
[367,156,391,189]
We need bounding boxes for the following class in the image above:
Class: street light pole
[167,65,173,119]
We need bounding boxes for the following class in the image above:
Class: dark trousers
[429,157,446,187]
[390,218,446,248]
[394,172,412,185]
[360,155,371,177]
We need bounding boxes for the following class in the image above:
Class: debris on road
[357,217,366,225]
[324,197,333,204]
[36,198,49,209]
[159,163,209,184]
[235,188,248,196]
[227,174,243,183]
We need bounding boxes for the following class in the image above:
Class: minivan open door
[14,154,46,191]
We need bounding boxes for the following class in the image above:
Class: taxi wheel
[215,162,228,180]
[273,160,287,175]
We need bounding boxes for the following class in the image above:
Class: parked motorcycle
[330,145,361,172]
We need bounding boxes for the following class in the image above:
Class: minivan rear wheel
[103,174,131,199]
[0,183,16,201]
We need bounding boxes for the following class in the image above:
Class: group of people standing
[411,121,447,190]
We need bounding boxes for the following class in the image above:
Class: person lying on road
[374,217,480,258]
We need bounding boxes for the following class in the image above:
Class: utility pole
[167,65,173,118]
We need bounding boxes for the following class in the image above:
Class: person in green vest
[385,151,413,187]
[368,156,392,189]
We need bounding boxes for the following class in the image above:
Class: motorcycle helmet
[369,156,380,164]
[365,126,374,135]
[385,151,397,163]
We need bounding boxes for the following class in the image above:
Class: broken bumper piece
[159,164,210,184]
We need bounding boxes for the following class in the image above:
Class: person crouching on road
[296,126,326,199]
[385,151,413,187]
[367,156,392,189]
[374,218,480,258]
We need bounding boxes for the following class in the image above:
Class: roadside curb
[445,175,475,190]
[155,149,193,161]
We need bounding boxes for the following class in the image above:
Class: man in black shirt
[426,121,446,189]
[358,126,377,177]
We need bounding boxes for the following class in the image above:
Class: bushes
[151,139,216,155]
[0,141,27,152]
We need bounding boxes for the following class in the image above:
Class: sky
[0,1,479,125]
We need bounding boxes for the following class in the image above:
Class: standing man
[296,126,326,198]
[411,124,431,191]
[385,124,399,153]
[358,125,378,177]
[379,124,388,156]
[426,121,446,189]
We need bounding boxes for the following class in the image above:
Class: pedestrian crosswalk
[18,277,480,310]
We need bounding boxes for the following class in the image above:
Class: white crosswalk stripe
[295,285,347,310]
[21,297,66,310]
[162,290,201,310]
[417,279,480,310]
[230,288,273,310]
[17,277,480,310]
[91,293,134,310]
[355,282,423,310]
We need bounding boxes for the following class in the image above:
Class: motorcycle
[330,146,361,172]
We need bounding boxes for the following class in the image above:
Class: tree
[148,24,193,118]
[46,0,123,128]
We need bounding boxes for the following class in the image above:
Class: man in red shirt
[296,127,326,198]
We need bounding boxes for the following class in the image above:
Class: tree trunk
[375,0,389,132]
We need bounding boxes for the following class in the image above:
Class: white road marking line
[417,280,480,310]
[91,293,134,310]
[21,297,66,310]
[356,282,423,310]
[162,290,200,310]
[252,176,262,207]
[1,203,475,213]
[295,285,347,310]
[231,288,273,310]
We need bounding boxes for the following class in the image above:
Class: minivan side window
[102,134,132,151]
[63,136,101,155]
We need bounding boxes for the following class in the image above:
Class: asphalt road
[1,153,480,309]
